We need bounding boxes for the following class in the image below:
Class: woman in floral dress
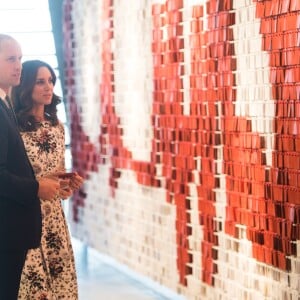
[12,60,83,300]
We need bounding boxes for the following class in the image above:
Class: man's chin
[11,79,20,86]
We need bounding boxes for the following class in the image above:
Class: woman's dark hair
[12,59,61,131]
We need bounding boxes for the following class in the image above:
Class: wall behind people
[62,0,300,299]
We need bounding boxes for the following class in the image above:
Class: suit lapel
[0,97,18,126]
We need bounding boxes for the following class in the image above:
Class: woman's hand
[69,172,84,191]
[58,186,73,200]
[42,171,83,200]
[37,177,60,200]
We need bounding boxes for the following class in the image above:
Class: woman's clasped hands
[38,171,83,200]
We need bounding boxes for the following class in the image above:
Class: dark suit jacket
[0,99,42,250]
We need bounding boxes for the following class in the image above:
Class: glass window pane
[0,0,69,145]
[12,32,56,56]
[0,0,48,10]
[0,10,52,32]
[24,55,59,68]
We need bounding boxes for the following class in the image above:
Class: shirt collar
[0,88,7,101]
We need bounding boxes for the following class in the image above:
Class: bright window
[0,0,72,170]
[0,0,66,124]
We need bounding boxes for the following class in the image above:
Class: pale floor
[72,238,185,300]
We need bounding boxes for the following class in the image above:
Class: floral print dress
[18,121,78,300]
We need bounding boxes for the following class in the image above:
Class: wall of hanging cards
[63,0,300,299]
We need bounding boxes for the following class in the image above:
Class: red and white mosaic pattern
[63,0,300,299]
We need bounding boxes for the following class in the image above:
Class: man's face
[0,38,22,93]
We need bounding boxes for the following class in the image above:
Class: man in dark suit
[0,34,61,299]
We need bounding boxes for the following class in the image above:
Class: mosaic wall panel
[63,0,300,299]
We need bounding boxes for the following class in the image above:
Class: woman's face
[31,66,54,107]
